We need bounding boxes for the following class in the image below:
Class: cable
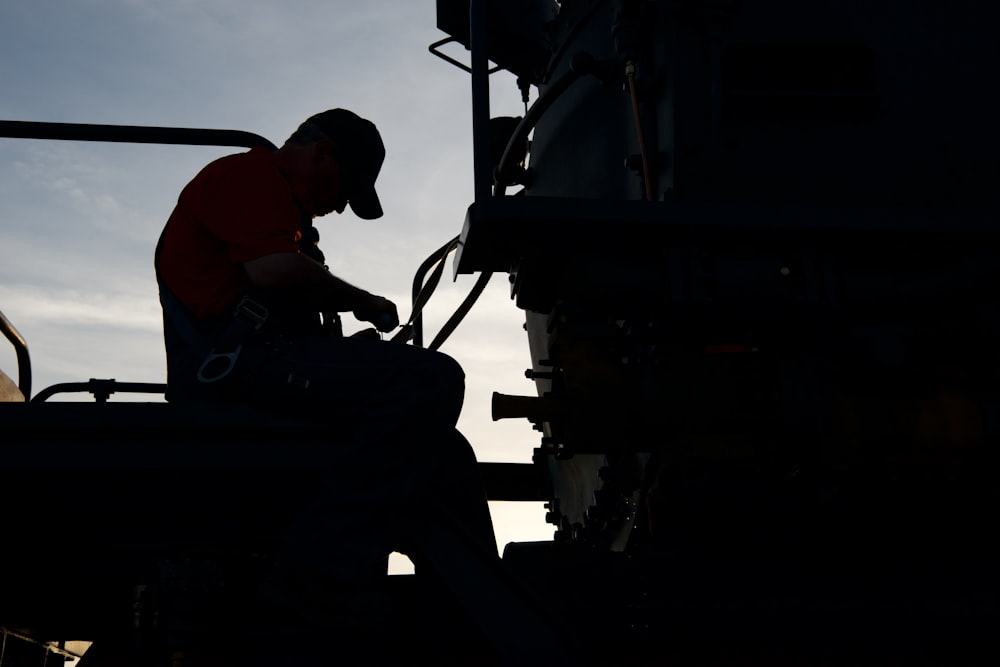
[396,236,460,345]
[398,238,493,352]
[429,271,494,351]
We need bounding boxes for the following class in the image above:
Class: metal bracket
[428,36,502,75]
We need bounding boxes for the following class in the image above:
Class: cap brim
[349,185,382,220]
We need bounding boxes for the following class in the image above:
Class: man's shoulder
[192,147,283,193]
[203,146,277,174]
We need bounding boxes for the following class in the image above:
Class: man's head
[285,109,385,220]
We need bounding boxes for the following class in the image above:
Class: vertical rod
[708,20,722,195]
[470,0,492,204]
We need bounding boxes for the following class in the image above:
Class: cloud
[0,282,165,399]
[0,285,160,330]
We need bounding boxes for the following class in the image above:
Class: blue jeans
[236,336,497,583]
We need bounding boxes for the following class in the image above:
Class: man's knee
[433,352,466,418]
[405,349,465,413]
[432,351,465,392]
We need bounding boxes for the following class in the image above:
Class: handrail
[0,120,277,150]
[0,309,31,399]
[31,379,167,403]
[428,36,503,76]
[0,120,277,401]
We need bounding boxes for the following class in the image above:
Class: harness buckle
[196,295,269,384]
[197,345,242,383]
[235,296,269,330]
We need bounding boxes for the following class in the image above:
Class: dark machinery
[443,0,999,663]
[4,0,1000,664]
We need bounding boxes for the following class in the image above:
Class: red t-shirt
[158,147,304,319]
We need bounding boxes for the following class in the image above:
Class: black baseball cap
[306,108,385,219]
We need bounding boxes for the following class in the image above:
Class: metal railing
[0,120,278,400]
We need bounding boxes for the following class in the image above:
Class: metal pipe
[626,61,655,201]
[470,0,492,204]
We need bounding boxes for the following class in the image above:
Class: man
[155,109,573,665]
[157,108,398,400]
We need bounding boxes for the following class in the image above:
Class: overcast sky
[0,1,554,566]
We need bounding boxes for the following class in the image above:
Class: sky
[0,1,555,571]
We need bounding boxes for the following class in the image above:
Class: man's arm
[243,252,399,331]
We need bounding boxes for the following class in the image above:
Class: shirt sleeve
[197,152,302,263]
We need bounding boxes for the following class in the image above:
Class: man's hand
[353,294,399,332]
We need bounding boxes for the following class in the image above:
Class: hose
[428,271,493,352]
[493,52,602,197]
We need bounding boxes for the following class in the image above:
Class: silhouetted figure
[155,109,572,665]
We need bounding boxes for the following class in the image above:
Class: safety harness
[154,228,274,396]
[194,294,269,383]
